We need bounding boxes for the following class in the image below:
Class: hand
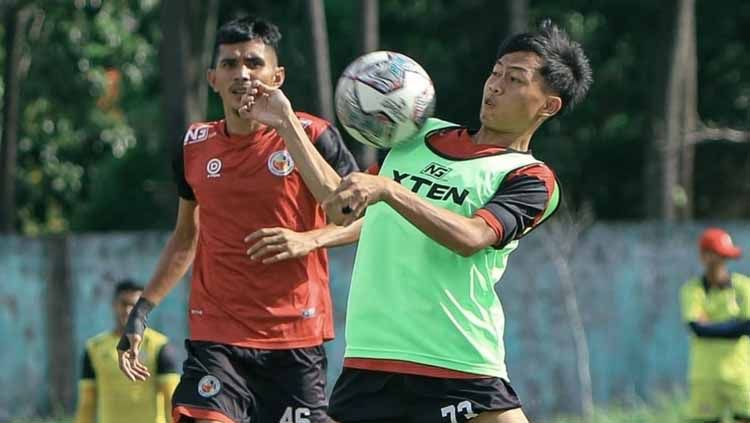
[117,333,151,381]
[238,80,292,129]
[244,227,319,263]
[322,173,390,226]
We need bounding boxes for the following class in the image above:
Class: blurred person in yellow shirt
[681,228,750,423]
[74,280,180,423]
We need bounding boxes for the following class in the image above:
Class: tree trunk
[0,3,31,233]
[646,0,697,220]
[541,206,595,421]
[307,0,335,122]
[506,0,528,35]
[160,0,217,202]
[354,0,380,167]
[677,0,697,219]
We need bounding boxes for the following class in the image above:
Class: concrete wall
[1,223,749,419]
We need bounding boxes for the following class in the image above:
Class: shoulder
[508,161,555,179]
[681,278,704,292]
[143,328,169,347]
[182,120,222,146]
[294,111,333,140]
[86,331,112,348]
[732,273,750,290]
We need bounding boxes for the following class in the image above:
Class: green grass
[550,393,734,423]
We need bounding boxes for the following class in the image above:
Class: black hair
[497,19,593,113]
[211,16,282,67]
[113,279,143,300]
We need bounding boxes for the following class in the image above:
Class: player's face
[113,290,141,329]
[207,39,285,113]
[479,51,560,133]
[700,250,727,269]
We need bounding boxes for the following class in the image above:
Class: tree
[646,0,750,220]
[0,2,31,233]
[355,0,379,167]
[160,0,218,209]
[307,0,334,122]
[540,203,595,421]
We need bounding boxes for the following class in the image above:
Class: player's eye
[220,60,236,68]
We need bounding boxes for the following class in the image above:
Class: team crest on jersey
[299,118,313,129]
[206,158,222,178]
[268,150,295,176]
[197,375,221,398]
[184,126,210,145]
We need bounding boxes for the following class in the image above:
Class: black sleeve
[313,126,360,176]
[171,137,195,201]
[80,349,96,380]
[482,175,551,249]
[156,343,181,375]
[688,320,750,339]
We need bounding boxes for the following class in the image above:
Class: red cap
[699,227,742,259]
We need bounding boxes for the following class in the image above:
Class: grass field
[3,395,731,423]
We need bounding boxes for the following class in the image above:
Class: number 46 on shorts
[279,406,311,423]
[441,401,478,422]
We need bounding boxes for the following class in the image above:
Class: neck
[472,126,532,151]
[706,266,730,286]
[224,106,264,136]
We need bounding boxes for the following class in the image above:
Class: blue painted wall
[2,223,749,419]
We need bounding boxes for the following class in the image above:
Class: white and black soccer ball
[335,51,436,149]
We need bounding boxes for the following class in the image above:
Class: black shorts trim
[172,340,332,423]
[329,367,522,423]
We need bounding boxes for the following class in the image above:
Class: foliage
[2,0,750,234]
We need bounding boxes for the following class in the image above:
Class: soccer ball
[335,51,436,149]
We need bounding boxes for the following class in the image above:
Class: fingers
[244,229,288,259]
[118,349,151,382]
[244,228,283,243]
[262,251,293,264]
[250,243,287,260]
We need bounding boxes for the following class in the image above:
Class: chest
[704,289,742,318]
[184,138,303,204]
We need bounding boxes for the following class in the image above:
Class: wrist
[380,179,397,203]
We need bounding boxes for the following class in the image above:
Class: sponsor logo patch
[268,150,295,176]
[206,158,222,178]
[198,375,221,398]
[184,126,210,145]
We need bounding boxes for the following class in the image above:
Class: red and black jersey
[172,112,358,349]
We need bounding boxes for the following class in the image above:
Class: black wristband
[117,297,155,351]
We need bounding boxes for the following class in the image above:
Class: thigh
[328,368,408,423]
[172,340,255,423]
[254,345,332,423]
[687,380,723,421]
[407,376,523,423]
[470,408,529,423]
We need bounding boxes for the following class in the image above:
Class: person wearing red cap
[681,227,750,423]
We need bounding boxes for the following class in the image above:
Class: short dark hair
[211,16,282,67]
[113,279,143,299]
[497,19,593,114]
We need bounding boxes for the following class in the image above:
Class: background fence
[2,222,749,419]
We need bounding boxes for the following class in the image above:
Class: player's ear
[539,95,562,118]
[207,69,219,93]
[272,66,285,88]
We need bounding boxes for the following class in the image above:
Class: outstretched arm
[117,198,198,381]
